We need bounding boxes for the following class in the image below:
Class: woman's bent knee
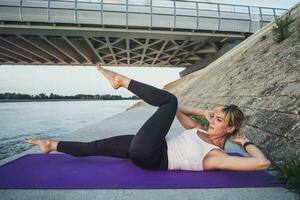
[168,94,178,109]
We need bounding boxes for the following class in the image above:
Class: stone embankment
[132,4,300,161]
[162,3,300,162]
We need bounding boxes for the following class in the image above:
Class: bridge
[0,0,287,76]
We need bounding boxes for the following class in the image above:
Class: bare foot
[25,139,57,154]
[96,63,130,89]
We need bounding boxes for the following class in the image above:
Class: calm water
[0,100,139,160]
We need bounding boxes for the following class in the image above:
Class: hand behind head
[231,132,249,146]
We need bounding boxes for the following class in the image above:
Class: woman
[25,64,271,171]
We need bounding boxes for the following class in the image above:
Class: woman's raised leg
[127,80,178,169]
[97,64,178,169]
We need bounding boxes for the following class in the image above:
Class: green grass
[273,153,300,199]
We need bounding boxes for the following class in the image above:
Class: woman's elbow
[258,159,271,170]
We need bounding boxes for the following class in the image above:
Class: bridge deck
[0,0,287,33]
[0,0,288,75]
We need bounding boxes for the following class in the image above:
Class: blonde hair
[213,104,244,136]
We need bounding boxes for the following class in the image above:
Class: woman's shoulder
[203,149,228,170]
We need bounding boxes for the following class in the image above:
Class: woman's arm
[206,134,271,171]
[216,146,271,171]
[176,105,211,129]
[178,105,206,116]
[231,134,270,163]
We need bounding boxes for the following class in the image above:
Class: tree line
[0,93,140,100]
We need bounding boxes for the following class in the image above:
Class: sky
[0,66,182,97]
[0,0,298,97]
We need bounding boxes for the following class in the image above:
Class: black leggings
[57,79,178,170]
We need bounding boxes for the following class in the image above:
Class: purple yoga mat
[0,153,284,189]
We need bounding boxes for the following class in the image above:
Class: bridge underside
[0,23,245,76]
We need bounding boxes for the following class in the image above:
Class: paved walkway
[0,105,296,200]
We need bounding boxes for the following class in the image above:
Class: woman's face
[207,110,235,137]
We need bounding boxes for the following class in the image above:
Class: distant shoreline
[0,99,139,103]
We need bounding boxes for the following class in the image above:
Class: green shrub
[272,13,295,43]
[191,115,209,130]
[273,153,300,199]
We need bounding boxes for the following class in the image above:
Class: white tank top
[166,128,223,171]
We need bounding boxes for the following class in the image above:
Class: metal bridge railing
[0,0,287,33]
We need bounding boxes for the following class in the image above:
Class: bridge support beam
[0,24,245,71]
[179,41,241,77]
